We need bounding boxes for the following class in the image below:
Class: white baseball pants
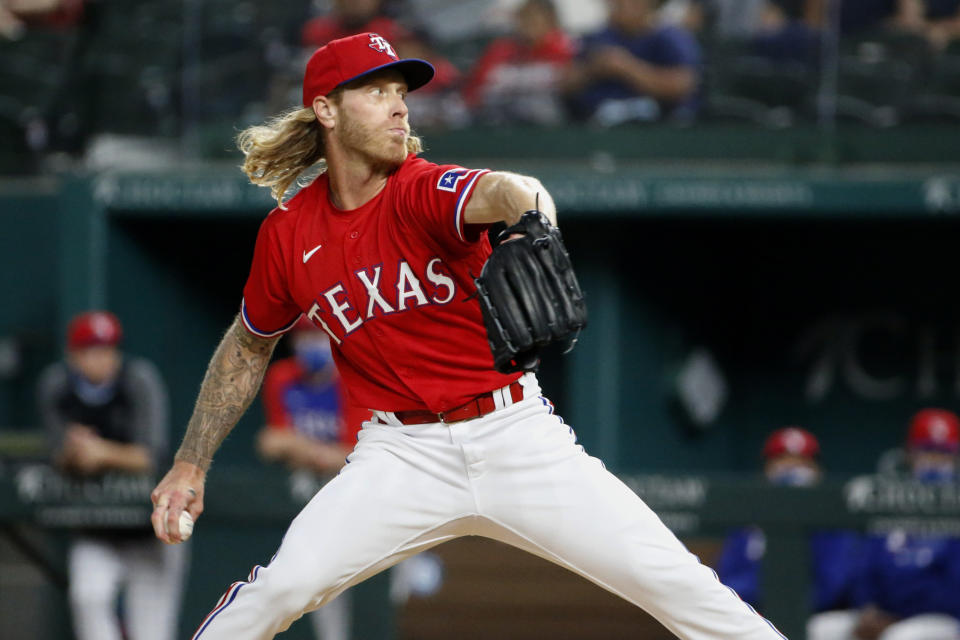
[68,535,188,640]
[191,374,785,639]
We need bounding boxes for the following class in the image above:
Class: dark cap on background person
[67,311,123,350]
[302,32,435,106]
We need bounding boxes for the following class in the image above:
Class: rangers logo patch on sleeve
[437,168,470,193]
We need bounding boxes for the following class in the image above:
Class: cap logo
[368,33,398,59]
[91,314,115,340]
[929,417,949,442]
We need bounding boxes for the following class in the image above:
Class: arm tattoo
[175,316,279,471]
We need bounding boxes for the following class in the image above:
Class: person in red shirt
[149,32,786,640]
[256,317,363,475]
[464,0,575,124]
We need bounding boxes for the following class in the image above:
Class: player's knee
[255,569,335,623]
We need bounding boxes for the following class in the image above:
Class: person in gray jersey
[36,310,187,640]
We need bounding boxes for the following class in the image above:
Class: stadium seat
[700,39,816,126]
[834,32,931,125]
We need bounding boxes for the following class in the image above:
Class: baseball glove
[474,210,587,374]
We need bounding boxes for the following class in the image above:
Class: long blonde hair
[236,102,424,208]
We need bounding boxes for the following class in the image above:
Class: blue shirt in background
[856,532,960,618]
[568,25,701,123]
[717,528,863,612]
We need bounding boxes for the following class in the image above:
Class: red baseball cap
[908,408,960,453]
[67,311,123,350]
[302,32,435,107]
[763,427,820,460]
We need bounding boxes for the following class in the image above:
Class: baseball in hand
[179,511,194,540]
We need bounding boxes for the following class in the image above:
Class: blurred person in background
[658,0,773,37]
[256,317,363,477]
[750,1,821,66]
[301,0,407,50]
[463,0,576,125]
[807,408,960,640]
[394,26,469,129]
[256,317,365,640]
[716,427,862,618]
[560,0,701,124]
[922,0,960,50]
[661,0,819,65]
[36,311,187,640]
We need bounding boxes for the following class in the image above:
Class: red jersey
[464,29,575,106]
[241,155,522,413]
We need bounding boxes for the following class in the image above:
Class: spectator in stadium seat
[715,427,862,616]
[301,0,407,50]
[807,409,960,640]
[463,0,576,125]
[750,1,821,66]
[560,0,701,124]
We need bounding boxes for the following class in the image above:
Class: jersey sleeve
[396,158,491,249]
[241,213,302,338]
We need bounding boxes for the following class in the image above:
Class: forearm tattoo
[175,316,278,471]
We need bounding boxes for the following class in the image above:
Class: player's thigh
[482,443,699,594]
[879,614,960,640]
[807,609,859,640]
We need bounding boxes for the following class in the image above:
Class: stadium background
[2,0,960,638]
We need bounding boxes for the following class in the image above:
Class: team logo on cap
[368,34,398,59]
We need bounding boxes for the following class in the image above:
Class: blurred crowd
[3,0,960,172]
